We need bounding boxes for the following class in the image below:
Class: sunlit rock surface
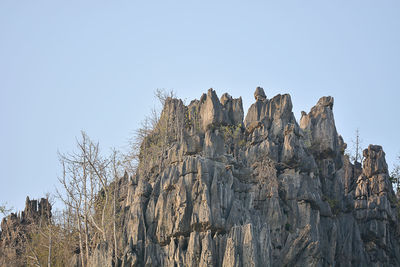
[81,88,400,266]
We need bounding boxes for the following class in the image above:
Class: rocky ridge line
[2,87,398,267]
[101,87,399,267]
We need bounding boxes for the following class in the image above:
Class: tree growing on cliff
[123,89,176,174]
[390,155,400,194]
[0,203,12,216]
[349,128,363,164]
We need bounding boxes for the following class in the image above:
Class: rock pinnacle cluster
[101,87,399,266]
[2,87,399,267]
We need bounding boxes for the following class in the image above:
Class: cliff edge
[96,88,399,266]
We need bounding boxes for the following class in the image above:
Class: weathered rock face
[199,89,244,131]
[354,145,399,264]
[0,197,52,267]
[95,88,400,266]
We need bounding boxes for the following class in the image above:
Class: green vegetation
[186,107,201,132]
[302,128,312,149]
[324,196,340,216]
[220,123,246,147]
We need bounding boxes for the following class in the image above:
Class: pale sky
[1,1,400,213]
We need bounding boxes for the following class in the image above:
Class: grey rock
[300,96,340,159]
[254,87,266,101]
[11,88,395,267]
[200,89,226,131]
[220,93,244,126]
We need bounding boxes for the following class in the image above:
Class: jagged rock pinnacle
[254,86,266,101]
[316,96,334,110]
[110,88,398,266]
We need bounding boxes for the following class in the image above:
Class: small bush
[326,197,340,215]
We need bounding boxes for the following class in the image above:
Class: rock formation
[91,87,399,266]
[2,88,399,267]
[0,197,51,266]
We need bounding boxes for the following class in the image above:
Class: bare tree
[0,202,12,216]
[57,150,87,267]
[110,149,122,265]
[390,154,400,194]
[57,131,112,267]
[351,128,363,164]
[56,131,125,266]
[122,89,176,174]
[154,88,176,107]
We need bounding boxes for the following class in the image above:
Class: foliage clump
[323,195,340,216]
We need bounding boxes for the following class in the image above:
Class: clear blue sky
[1,1,400,213]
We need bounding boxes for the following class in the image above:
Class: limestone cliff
[2,88,399,267]
[92,88,399,266]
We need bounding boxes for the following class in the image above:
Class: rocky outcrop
[0,197,52,267]
[300,96,341,160]
[4,88,397,267]
[99,87,400,267]
[198,89,244,131]
[354,145,400,264]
